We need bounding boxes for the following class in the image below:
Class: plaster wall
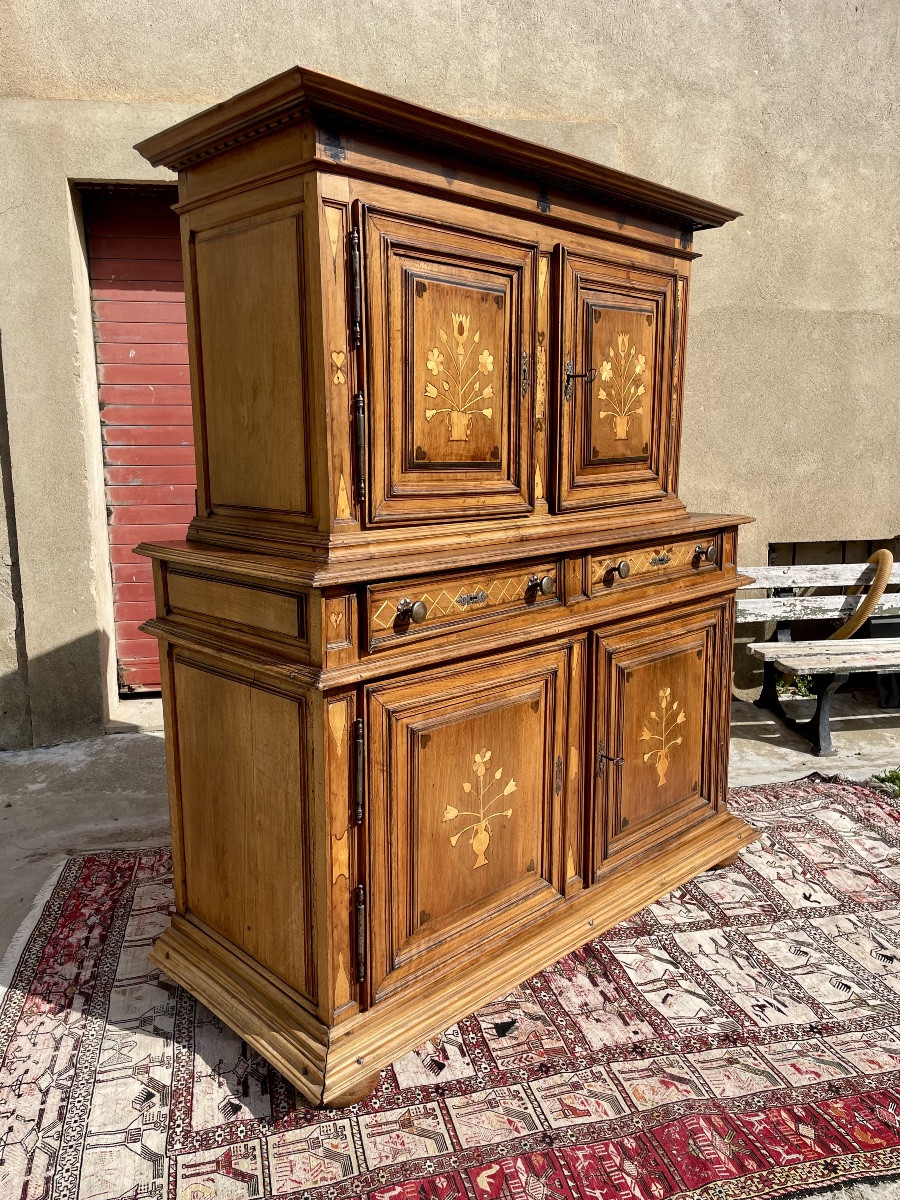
[0,0,897,744]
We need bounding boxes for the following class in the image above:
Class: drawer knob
[527,574,555,597]
[615,560,631,579]
[695,543,718,565]
[397,598,428,624]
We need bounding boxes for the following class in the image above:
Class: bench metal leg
[754,665,848,757]
[757,658,784,717]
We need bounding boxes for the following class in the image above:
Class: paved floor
[730,688,900,785]
[2,689,899,960]
[0,732,169,959]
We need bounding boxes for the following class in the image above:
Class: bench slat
[736,594,900,621]
[747,638,900,673]
[741,564,900,587]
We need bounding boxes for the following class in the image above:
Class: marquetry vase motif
[598,332,647,441]
[640,687,686,787]
[424,311,495,443]
[442,748,517,868]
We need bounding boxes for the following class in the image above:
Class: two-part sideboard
[134,68,756,1107]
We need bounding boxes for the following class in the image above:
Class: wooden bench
[736,563,900,756]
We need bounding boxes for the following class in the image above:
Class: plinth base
[150,810,758,1108]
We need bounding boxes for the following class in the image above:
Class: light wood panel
[173,657,315,998]
[193,211,311,516]
[167,570,304,638]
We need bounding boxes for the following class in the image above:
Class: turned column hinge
[352,717,365,824]
[354,884,367,982]
[348,228,362,349]
[352,392,367,504]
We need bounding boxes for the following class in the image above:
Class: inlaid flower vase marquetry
[134,68,755,1108]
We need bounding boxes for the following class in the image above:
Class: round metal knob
[397,598,427,624]
[615,560,631,579]
[695,543,717,565]
[528,574,555,597]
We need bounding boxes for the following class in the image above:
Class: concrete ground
[1,688,899,960]
[0,732,170,958]
[730,687,900,785]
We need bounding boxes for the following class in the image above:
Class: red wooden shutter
[83,188,195,692]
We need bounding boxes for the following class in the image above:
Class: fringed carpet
[7,778,900,1199]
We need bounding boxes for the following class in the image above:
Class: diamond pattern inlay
[591,541,698,591]
[371,571,556,633]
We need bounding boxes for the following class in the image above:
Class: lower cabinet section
[365,639,584,1001]
[145,553,752,1107]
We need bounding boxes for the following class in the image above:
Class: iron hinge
[352,391,367,504]
[522,351,529,397]
[348,228,362,349]
[554,754,563,796]
[352,717,365,824]
[354,884,367,982]
[597,740,625,775]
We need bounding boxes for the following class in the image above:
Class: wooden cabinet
[135,68,756,1108]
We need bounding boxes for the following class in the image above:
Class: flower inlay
[424,311,495,443]
[442,748,517,868]
[597,331,647,441]
[640,687,686,787]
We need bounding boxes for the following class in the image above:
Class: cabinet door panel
[556,248,676,512]
[363,207,536,525]
[366,641,581,1001]
[593,603,727,875]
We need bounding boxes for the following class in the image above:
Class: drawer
[366,560,561,650]
[165,568,308,649]
[590,535,720,596]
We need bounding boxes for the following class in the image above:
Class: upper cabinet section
[363,207,536,525]
[556,249,678,512]
[136,67,738,570]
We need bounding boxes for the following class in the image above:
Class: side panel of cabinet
[167,651,318,1002]
[592,601,727,877]
[556,248,676,512]
[362,206,537,525]
[365,640,582,1001]
[190,208,314,521]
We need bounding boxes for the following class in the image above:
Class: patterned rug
[7,778,900,1199]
